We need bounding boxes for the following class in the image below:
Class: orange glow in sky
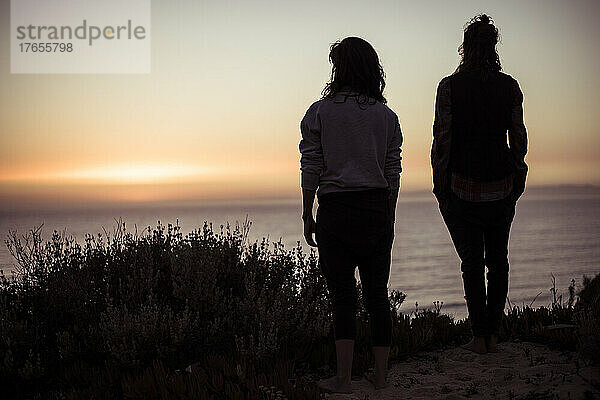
[1,0,599,209]
[4,164,218,184]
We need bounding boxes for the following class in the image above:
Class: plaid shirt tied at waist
[450,172,514,202]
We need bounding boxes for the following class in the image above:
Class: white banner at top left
[11,0,151,74]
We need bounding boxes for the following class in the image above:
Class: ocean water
[1,189,599,319]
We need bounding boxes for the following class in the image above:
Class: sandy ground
[324,341,599,400]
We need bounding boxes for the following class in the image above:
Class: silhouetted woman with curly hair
[431,14,528,354]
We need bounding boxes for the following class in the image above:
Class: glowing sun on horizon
[1,163,219,184]
[58,164,217,184]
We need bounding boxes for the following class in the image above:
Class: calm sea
[1,188,599,318]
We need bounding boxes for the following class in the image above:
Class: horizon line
[1,183,599,213]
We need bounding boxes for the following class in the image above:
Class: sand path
[324,342,599,399]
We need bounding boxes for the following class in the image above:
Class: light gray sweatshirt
[299,91,403,199]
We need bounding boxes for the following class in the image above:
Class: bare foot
[316,375,352,394]
[486,334,499,353]
[364,371,387,390]
[461,337,487,354]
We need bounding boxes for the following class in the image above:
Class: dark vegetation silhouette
[0,219,598,398]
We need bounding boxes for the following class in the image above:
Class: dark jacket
[431,70,528,201]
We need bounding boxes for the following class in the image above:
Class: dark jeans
[441,192,516,337]
[315,188,394,347]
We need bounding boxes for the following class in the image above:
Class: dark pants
[441,193,516,337]
[315,188,394,347]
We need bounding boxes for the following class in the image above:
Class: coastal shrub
[501,274,600,357]
[0,218,598,399]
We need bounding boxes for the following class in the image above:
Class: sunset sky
[1,0,599,209]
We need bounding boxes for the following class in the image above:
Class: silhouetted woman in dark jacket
[299,37,402,392]
[431,14,528,354]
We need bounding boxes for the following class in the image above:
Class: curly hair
[321,37,386,104]
[455,14,502,78]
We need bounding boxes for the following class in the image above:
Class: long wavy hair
[321,37,386,104]
[455,14,502,79]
